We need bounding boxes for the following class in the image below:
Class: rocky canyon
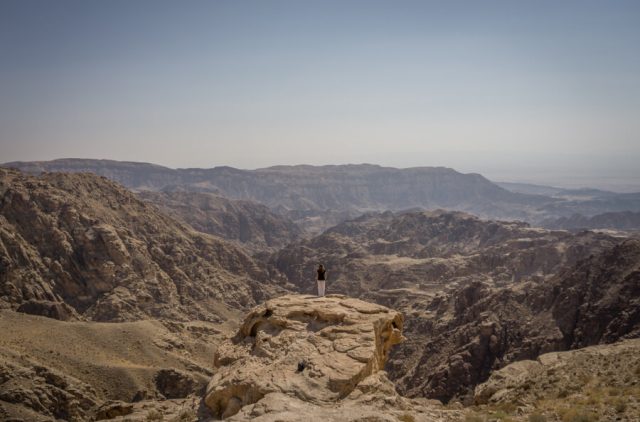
[1,162,639,421]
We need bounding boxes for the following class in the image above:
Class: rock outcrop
[203,294,459,421]
[0,357,99,421]
[267,210,640,403]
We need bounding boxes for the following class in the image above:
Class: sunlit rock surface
[204,294,461,421]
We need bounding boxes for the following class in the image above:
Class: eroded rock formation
[271,210,616,297]
[138,191,302,253]
[204,294,407,419]
[390,239,640,403]
[0,168,282,322]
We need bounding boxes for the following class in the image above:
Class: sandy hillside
[0,309,240,420]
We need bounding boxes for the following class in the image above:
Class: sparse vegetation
[398,414,416,422]
[528,413,546,422]
[614,398,627,413]
[146,409,163,421]
[577,373,592,385]
[558,408,597,422]
[464,414,486,422]
[488,410,513,421]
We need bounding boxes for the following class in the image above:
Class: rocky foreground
[2,293,639,421]
[38,294,463,421]
[203,294,461,421]
[471,339,640,421]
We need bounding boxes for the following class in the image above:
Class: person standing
[316,264,326,297]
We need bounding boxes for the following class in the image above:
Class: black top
[317,268,326,281]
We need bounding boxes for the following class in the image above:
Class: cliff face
[202,294,462,421]
[0,168,281,322]
[389,239,640,403]
[549,239,640,348]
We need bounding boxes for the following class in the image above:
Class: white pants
[317,280,326,297]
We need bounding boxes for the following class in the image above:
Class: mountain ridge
[0,168,282,323]
[2,158,555,230]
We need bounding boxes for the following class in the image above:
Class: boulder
[16,300,79,321]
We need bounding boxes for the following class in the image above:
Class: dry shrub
[146,409,163,421]
[529,413,547,422]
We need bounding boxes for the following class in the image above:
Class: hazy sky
[1,1,639,189]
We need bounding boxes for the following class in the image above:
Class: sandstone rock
[95,401,134,420]
[204,294,404,419]
[269,209,621,404]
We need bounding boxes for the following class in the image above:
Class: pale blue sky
[1,1,639,190]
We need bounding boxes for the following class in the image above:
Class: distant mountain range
[0,159,552,227]
[4,158,640,231]
[542,211,640,231]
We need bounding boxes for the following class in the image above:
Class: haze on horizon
[1,1,639,191]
